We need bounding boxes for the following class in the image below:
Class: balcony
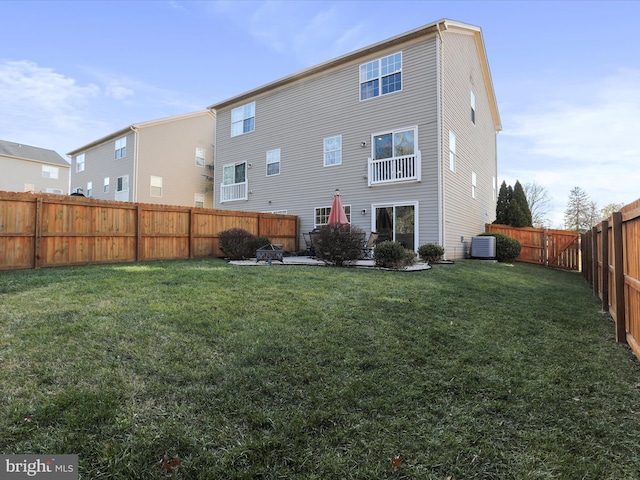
[220,181,248,203]
[368,151,421,186]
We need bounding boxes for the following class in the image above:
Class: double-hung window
[470,91,476,124]
[115,137,127,159]
[449,131,456,172]
[87,181,93,197]
[195,147,206,167]
[323,135,342,166]
[231,102,255,137]
[76,154,85,172]
[314,205,351,227]
[42,165,59,179]
[150,176,162,197]
[472,172,477,199]
[116,175,129,192]
[104,177,110,193]
[360,52,402,101]
[266,149,280,176]
[194,193,205,208]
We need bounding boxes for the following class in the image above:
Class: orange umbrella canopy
[327,189,349,225]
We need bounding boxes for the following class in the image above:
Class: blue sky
[1,0,638,227]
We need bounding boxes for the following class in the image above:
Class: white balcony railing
[220,181,248,203]
[368,151,421,186]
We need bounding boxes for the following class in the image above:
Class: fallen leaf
[160,453,182,473]
[391,454,403,472]
[23,414,34,423]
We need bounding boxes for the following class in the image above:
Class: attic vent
[471,236,496,259]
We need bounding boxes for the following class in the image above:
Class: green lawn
[1,260,640,479]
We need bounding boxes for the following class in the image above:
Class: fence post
[612,212,626,343]
[34,196,42,269]
[136,205,142,262]
[601,220,609,312]
[591,226,598,298]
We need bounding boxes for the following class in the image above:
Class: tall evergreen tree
[494,181,510,225]
[509,180,533,227]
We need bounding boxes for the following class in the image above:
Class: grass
[1,259,640,479]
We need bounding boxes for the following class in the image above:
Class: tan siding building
[68,110,216,208]
[0,140,70,195]
[210,19,501,259]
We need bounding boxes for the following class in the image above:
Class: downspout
[436,21,445,249]
[132,126,139,202]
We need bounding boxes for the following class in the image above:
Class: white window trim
[104,177,110,193]
[42,165,59,179]
[116,175,129,192]
[150,176,163,197]
[359,51,403,101]
[87,181,93,197]
[266,148,281,176]
[470,91,476,124]
[76,154,85,173]
[472,172,477,199]
[194,193,205,208]
[231,102,256,137]
[323,135,342,167]
[449,131,456,172]
[115,137,127,159]
[314,205,351,228]
[196,147,206,167]
[371,201,419,251]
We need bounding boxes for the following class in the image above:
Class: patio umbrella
[327,189,349,225]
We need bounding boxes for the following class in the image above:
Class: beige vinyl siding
[135,114,215,208]
[215,36,441,249]
[0,156,70,194]
[440,29,498,258]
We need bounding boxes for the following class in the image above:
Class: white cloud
[500,68,640,226]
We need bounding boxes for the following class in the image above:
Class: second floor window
[323,135,342,166]
[231,102,255,137]
[87,181,93,197]
[196,147,206,167]
[116,175,129,192]
[374,128,414,159]
[150,176,163,197]
[76,154,85,172]
[42,165,59,179]
[223,162,246,185]
[471,91,476,124]
[449,131,456,172]
[104,177,110,193]
[266,149,280,176]
[360,52,402,101]
[115,137,127,159]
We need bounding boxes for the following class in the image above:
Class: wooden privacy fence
[0,191,298,271]
[582,198,640,359]
[485,224,580,271]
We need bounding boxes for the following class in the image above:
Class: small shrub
[219,228,256,259]
[478,232,521,262]
[374,240,416,269]
[314,224,364,266]
[417,243,445,262]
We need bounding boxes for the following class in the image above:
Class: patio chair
[303,232,314,256]
[361,232,379,259]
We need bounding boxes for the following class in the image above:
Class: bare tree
[600,202,625,221]
[523,181,551,228]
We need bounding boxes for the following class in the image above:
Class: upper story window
[115,137,127,159]
[194,193,205,208]
[42,165,59,179]
[266,149,280,176]
[470,91,476,124]
[104,177,110,193]
[323,135,342,166]
[195,147,206,167]
[231,102,255,137]
[221,161,248,202]
[86,181,93,197]
[449,131,456,172]
[472,172,477,198]
[116,175,129,192]
[150,176,162,197]
[76,154,85,172]
[374,128,414,159]
[360,52,402,101]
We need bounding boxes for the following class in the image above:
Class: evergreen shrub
[219,228,256,259]
[478,232,521,262]
[374,240,416,269]
[417,243,445,262]
[314,224,364,266]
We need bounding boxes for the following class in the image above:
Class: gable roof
[66,110,215,156]
[207,18,501,131]
[0,139,69,166]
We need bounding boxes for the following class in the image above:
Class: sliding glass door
[374,203,416,251]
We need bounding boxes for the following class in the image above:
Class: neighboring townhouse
[209,19,501,259]
[68,110,216,208]
[0,139,70,194]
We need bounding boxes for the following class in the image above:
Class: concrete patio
[228,256,432,271]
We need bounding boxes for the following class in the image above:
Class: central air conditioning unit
[471,236,496,259]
